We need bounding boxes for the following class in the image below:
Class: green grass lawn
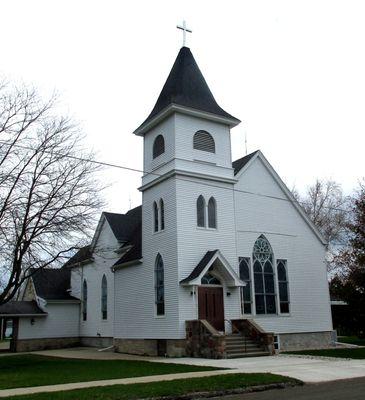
[338,336,365,346]
[287,347,365,359]
[0,355,219,390]
[7,373,300,400]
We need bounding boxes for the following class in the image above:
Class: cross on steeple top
[177,20,192,47]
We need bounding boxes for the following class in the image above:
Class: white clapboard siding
[114,178,179,339]
[234,155,332,333]
[72,218,118,339]
[176,176,240,336]
[18,303,80,339]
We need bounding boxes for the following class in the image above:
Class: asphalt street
[212,377,365,400]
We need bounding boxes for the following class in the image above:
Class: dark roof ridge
[30,268,75,300]
[103,206,142,243]
[232,150,260,175]
[180,250,219,284]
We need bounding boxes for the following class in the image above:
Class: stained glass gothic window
[277,260,290,313]
[160,199,165,230]
[201,273,221,285]
[153,202,158,232]
[208,197,217,228]
[155,254,165,315]
[101,275,107,320]
[253,235,276,314]
[239,258,252,314]
[197,195,205,227]
[82,280,87,321]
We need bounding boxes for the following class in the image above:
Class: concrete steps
[225,334,270,358]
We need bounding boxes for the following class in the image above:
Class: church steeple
[134,47,240,135]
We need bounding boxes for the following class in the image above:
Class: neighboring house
[0,46,334,357]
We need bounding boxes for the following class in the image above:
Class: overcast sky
[1,0,364,213]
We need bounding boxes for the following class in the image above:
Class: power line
[0,140,351,214]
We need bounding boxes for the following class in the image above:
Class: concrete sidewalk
[34,347,365,383]
[1,347,365,397]
[157,354,365,383]
[0,369,237,398]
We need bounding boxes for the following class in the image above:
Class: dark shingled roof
[180,250,218,284]
[31,268,76,301]
[104,206,142,243]
[113,221,142,266]
[0,301,47,316]
[135,47,240,133]
[232,150,259,175]
[63,245,92,268]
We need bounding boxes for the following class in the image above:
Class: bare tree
[0,81,103,305]
[293,179,350,272]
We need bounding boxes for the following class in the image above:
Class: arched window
[193,130,215,153]
[196,195,206,227]
[155,254,165,315]
[277,260,290,313]
[101,275,107,320]
[253,236,276,314]
[82,280,87,321]
[239,258,252,314]
[201,272,221,285]
[153,201,158,232]
[208,197,217,228]
[160,199,165,231]
[153,135,165,159]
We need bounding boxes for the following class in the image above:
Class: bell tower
[134,45,241,335]
[134,46,240,191]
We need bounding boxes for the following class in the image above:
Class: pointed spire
[134,47,240,135]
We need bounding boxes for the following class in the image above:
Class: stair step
[226,351,270,359]
[226,347,263,354]
[226,340,257,346]
[226,345,263,352]
[226,341,260,347]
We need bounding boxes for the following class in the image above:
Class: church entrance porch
[198,286,224,331]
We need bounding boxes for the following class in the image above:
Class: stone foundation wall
[16,337,80,352]
[166,339,186,357]
[278,331,334,351]
[186,320,225,359]
[113,338,186,357]
[80,337,113,348]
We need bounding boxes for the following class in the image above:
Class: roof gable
[62,245,92,268]
[180,250,244,287]
[91,206,142,250]
[234,151,327,245]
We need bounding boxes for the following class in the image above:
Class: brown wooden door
[198,287,224,331]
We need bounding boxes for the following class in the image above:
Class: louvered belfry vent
[193,130,215,153]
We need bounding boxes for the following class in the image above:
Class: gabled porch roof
[180,250,245,288]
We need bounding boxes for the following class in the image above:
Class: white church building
[1,45,334,358]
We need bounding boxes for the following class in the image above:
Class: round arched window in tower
[153,135,165,159]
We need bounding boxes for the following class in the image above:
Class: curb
[142,381,303,400]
